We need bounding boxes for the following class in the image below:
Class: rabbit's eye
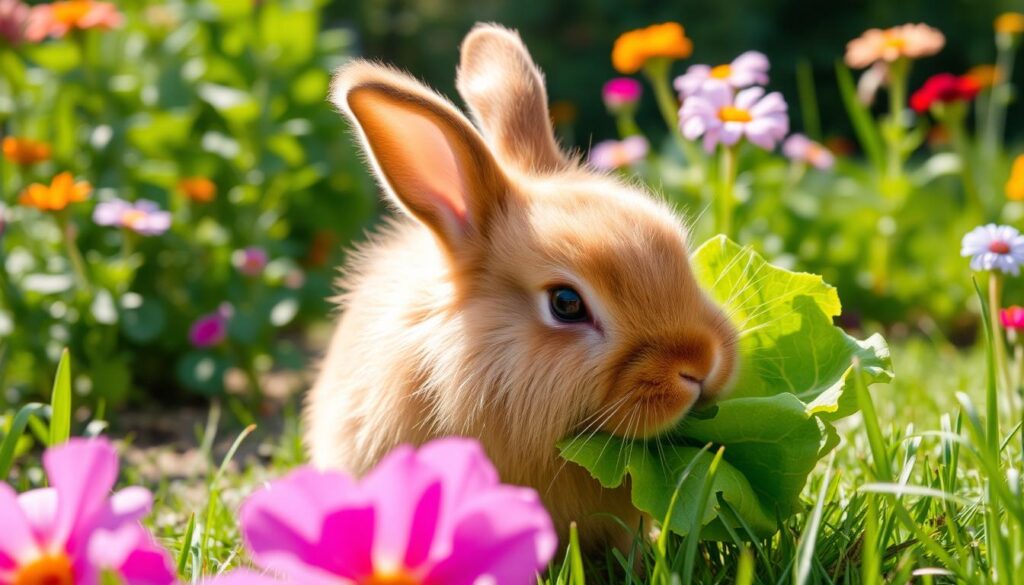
[549,287,589,323]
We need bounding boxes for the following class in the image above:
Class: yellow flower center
[361,570,419,585]
[882,33,906,49]
[718,106,752,123]
[52,0,93,26]
[13,554,74,585]
[121,209,147,228]
[710,64,732,79]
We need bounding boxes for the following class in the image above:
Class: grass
[3,334,1022,584]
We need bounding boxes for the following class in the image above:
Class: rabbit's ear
[332,62,510,254]
[457,24,568,174]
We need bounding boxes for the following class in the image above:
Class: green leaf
[692,236,892,418]
[49,349,72,446]
[0,403,46,479]
[558,236,892,539]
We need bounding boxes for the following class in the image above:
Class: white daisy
[961,224,1024,275]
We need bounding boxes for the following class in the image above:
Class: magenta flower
[602,77,642,113]
[208,438,556,585]
[189,305,231,347]
[232,247,268,277]
[588,136,649,170]
[93,198,172,236]
[0,438,176,585]
[1001,306,1024,331]
[0,0,29,46]
[783,134,835,170]
[680,81,789,152]
[673,51,769,98]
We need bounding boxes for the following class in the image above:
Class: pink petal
[241,467,373,582]
[204,569,288,585]
[87,524,176,585]
[0,483,40,570]
[361,446,446,571]
[43,438,119,553]
[734,87,765,111]
[718,122,744,146]
[750,92,788,116]
[17,488,58,545]
[424,486,556,585]
[95,487,153,531]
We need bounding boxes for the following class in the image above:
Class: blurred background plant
[0,0,377,411]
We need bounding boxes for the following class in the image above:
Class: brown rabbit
[305,23,738,549]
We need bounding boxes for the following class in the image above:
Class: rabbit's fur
[305,24,738,549]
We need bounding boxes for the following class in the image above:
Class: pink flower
[0,0,29,46]
[93,198,172,236]
[680,81,789,152]
[783,134,835,170]
[602,77,642,112]
[588,136,649,170]
[1001,306,1024,331]
[189,305,231,347]
[25,0,122,42]
[844,23,945,69]
[0,438,176,585]
[208,438,556,585]
[674,51,770,98]
[233,247,268,277]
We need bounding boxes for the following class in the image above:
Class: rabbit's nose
[679,371,705,391]
[678,369,705,398]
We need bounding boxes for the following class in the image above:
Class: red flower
[910,73,981,114]
[1001,306,1024,331]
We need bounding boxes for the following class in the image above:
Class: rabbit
[304,23,739,550]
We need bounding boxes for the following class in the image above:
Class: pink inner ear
[372,102,469,229]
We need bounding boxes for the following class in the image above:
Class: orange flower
[844,23,945,69]
[995,12,1024,36]
[612,23,693,74]
[25,0,122,41]
[964,64,1002,88]
[19,172,91,211]
[178,177,216,203]
[1007,155,1024,201]
[3,136,51,166]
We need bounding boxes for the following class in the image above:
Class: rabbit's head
[331,25,737,449]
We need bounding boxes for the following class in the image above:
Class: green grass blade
[0,402,46,479]
[49,348,72,446]
[834,62,884,170]
[853,359,892,481]
[568,522,585,585]
[176,512,196,577]
[795,453,835,585]
[682,446,725,585]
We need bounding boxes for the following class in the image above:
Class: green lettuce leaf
[558,236,892,538]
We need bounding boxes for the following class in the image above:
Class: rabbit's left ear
[457,24,568,174]
[332,62,511,257]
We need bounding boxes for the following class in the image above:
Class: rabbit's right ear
[332,61,511,257]
[457,24,568,174]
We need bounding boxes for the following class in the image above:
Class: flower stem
[643,58,704,173]
[614,112,642,138]
[989,271,1012,398]
[715,145,738,238]
[56,211,91,295]
[885,58,909,183]
[982,37,1018,157]
[945,111,983,214]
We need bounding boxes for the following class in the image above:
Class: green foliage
[0,0,377,409]
[560,237,893,539]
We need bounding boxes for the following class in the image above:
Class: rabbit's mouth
[600,378,702,438]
